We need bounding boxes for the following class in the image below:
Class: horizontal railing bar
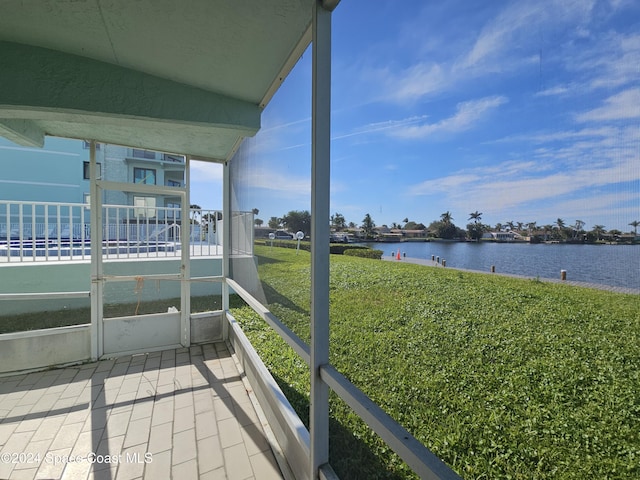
[102,273,181,282]
[225,278,311,365]
[189,310,223,319]
[320,364,461,480]
[0,200,92,208]
[0,291,90,300]
[189,276,224,283]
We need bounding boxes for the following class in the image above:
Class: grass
[231,245,640,479]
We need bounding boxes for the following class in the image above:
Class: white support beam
[89,140,104,360]
[180,156,192,347]
[222,160,231,340]
[310,1,332,478]
[0,119,44,148]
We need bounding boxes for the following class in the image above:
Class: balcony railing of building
[0,201,253,262]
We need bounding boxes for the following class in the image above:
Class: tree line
[256,209,640,243]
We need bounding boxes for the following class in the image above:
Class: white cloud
[457,2,545,71]
[371,0,598,105]
[387,63,447,102]
[408,153,640,221]
[332,115,428,141]
[492,126,618,144]
[408,173,481,196]
[535,85,572,97]
[244,167,309,198]
[190,160,223,182]
[576,88,640,122]
[392,96,508,139]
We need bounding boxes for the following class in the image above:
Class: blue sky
[202,0,639,232]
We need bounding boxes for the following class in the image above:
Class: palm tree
[592,225,606,241]
[572,219,585,240]
[268,216,281,229]
[440,211,453,224]
[495,223,503,232]
[189,204,202,225]
[361,213,376,239]
[330,212,346,231]
[468,211,482,224]
[629,220,639,236]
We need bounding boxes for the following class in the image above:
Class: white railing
[0,201,254,262]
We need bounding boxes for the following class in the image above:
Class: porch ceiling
[0,0,316,161]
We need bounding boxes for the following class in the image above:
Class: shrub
[330,244,369,255]
[343,248,383,259]
[256,241,372,255]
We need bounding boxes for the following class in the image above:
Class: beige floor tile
[223,443,253,480]
[218,417,243,449]
[171,429,196,465]
[0,343,282,480]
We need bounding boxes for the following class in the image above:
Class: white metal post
[310,1,332,477]
[180,156,191,347]
[222,161,231,339]
[89,140,103,359]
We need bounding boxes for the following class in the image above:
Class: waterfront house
[482,231,527,242]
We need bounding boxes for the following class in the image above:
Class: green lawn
[231,245,640,479]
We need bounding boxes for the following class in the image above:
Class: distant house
[482,231,526,242]
[376,226,402,242]
[398,229,428,239]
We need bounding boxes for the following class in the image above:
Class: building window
[132,149,156,159]
[166,202,181,220]
[82,141,101,150]
[167,179,181,187]
[134,196,156,218]
[83,161,101,180]
[163,154,184,163]
[133,167,156,185]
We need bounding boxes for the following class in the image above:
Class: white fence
[0,201,253,262]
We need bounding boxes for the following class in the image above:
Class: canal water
[365,242,640,290]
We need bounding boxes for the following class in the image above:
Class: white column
[310,1,333,477]
[180,156,191,347]
[89,140,103,359]
[222,160,231,339]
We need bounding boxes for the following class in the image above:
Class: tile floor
[0,343,284,479]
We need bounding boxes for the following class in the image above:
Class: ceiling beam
[0,41,261,135]
[0,119,44,147]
